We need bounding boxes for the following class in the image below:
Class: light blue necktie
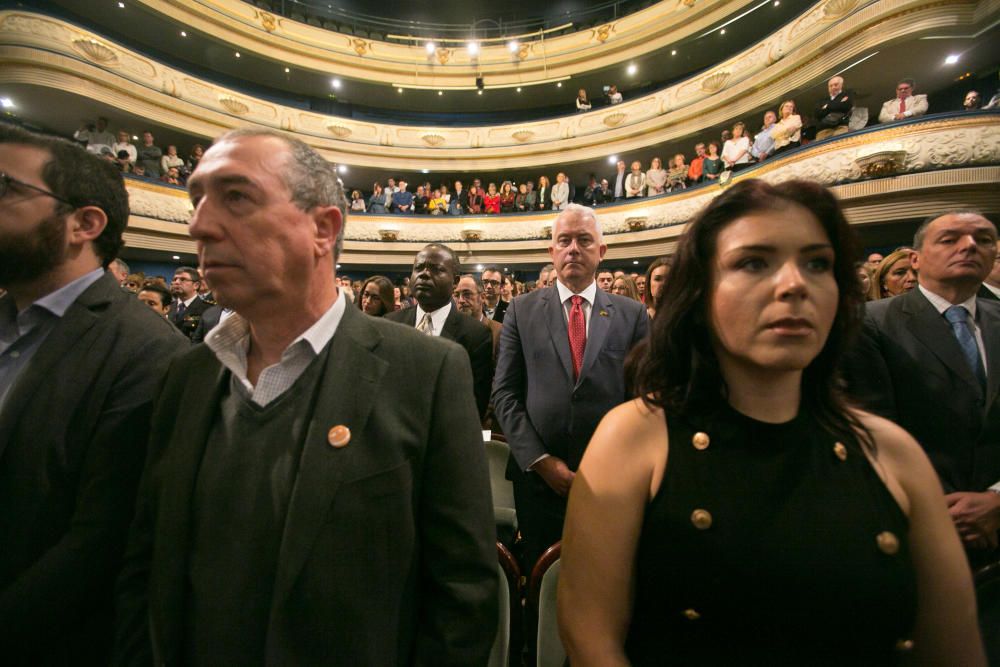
[944,305,987,393]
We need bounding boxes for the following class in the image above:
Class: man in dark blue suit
[493,204,648,570]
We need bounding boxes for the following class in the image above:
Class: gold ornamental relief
[72,38,119,66]
[218,95,250,115]
[594,24,612,43]
[327,124,352,138]
[603,112,627,127]
[257,10,277,32]
[422,133,445,147]
[352,38,369,56]
[823,0,861,19]
[435,47,452,65]
[700,70,731,93]
[679,0,697,6]
[512,130,535,143]
[516,43,530,61]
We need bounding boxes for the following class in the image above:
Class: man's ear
[909,250,920,272]
[314,205,342,257]
[68,206,108,247]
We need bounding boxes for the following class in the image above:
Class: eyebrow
[727,243,833,253]
[188,173,259,194]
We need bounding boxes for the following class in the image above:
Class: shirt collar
[983,283,1000,300]
[415,300,452,334]
[556,279,598,306]
[31,268,105,317]
[918,284,978,319]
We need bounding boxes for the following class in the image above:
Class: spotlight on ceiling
[608,155,618,164]
[331,78,341,89]
[467,41,479,56]
[338,165,347,174]
[234,51,241,58]
[516,87,522,92]
[117,1,124,7]
[508,40,519,53]
[0,97,14,109]
[284,67,290,73]
[180,31,187,37]
[172,255,180,260]
[633,260,639,265]
[438,90,443,96]
[627,64,637,75]
[556,82,562,88]
[425,41,436,54]
[671,49,677,55]
[397,87,403,93]
[477,90,483,95]
[720,29,726,35]
[421,169,429,173]
[945,54,960,65]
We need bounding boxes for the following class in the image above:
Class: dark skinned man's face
[411,245,457,312]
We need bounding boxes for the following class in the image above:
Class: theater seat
[975,559,1000,664]
[491,542,522,667]
[487,439,518,540]
[849,106,869,131]
[530,543,565,667]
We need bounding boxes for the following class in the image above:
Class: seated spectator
[869,248,917,300]
[350,189,366,212]
[536,176,551,211]
[645,158,668,195]
[552,172,570,211]
[391,180,414,213]
[879,78,928,123]
[467,185,484,214]
[722,122,751,171]
[439,183,451,205]
[368,182,387,213]
[600,178,614,204]
[576,88,592,112]
[115,150,134,173]
[751,110,778,161]
[607,84,623,105]
[413,185,429,214]
[582,175,603,207]
[515,182,529,211]
[429,188,448,215]
[815,75,853,140]
[187,144,204,173]
[112,130,137,165]
[667,154,688,191]
[610,274,641,301]
[703,141,723,180]
[626,161,646,198]
[483,182,501,214]
[449,180,466,215]
[136,131,163,178]
[771,100,803,154]
[524,180,538,210]
[358,275,395,316]
[73,116,114,153]
[963,90,982,111]
[688,143,706,184]
[160,145,184,176]
[499,181,516,213]
[161,166,182,185]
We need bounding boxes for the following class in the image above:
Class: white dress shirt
[205,293,346,407]
[555,279,598,335]
[414,300,452,337]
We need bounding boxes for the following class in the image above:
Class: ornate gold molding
[118,117,1000,265]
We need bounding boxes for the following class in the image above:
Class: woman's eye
[738,258,766,272]
[806,257,833,272]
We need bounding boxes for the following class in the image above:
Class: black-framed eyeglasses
[0,172,76,207]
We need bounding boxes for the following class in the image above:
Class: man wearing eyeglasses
[879,78,929,123]
[168,266,210,339]
[480,265,507,323]
[0,125,187,663]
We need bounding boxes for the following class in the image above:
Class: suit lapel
[903,289,981,392]
[440,302,461,342]
[578,290,613,384]
[0,274,109,461]
[979,299,1000,408]
[269,306,388,612]
[541,287,574,383]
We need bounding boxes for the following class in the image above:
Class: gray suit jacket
[114,305,497,665]
[0,272,188,663]
[843,287,1000,492]
[492,285,648,472]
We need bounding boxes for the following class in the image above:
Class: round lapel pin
[327,425,351,448]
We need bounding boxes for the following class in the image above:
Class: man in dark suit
[814,75,854,140]
[481,265,508,323]
[0,125,187,663]
[492,204,649,571]
[167,266,210,339]
[114,129,496,665]
[189,303,228,343]
[979,240,1000,301]
[844,211,1000,552]
[386,243,493,419]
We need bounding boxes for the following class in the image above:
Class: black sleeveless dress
[625,403,918,665]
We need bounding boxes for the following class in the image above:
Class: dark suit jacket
[815,90,853,127]
[190,305,224,344]
[114,305,497,665]
[843,287,1000,492]
[386,303,493,419]
[0,272,188,664]
[168,296,211,340]
[536,187,552,211]
[979,284,1000,301]
[492,285,648,472]
[485,298,508,325]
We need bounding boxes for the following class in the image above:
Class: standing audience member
[645,158,668,196]
[108,257,130,284]
[467,184,484,214]
[869,248,917,300]
[722,122,751,172]
[980,241,1000,301]
[412,185,428,214]
[703,141,723,180]
[358,275,395,317]
[0,125,186,664]
[552,173,570,211]
[454,275,502,362]
[137,282,172,318]
[644,256,672,319]
[610,274,641,301]
[135,131,162,179]
[607,85,623,105]
[667,155,688,191]
[391,180,414,213]
[368,182,387,213]
[484,183,501,214]
[168,266,210,339]
[751,110,778,161]
[560,180,984,665]
[688,143,707,184]
[626,161,646,198]
[524,180,538,211]
[576,89,592,112]
[499,181,516,213]
[112,130,137,165]
[515,182,529,211]
[879,79,928,123]
[160,145,184,177]
[387,244,493,419]
[536,176,552,211]
[611,160,627,200]
[597,270,615,292]
[964,91,982,111]
[492,204,648,575]
[74,117,115,153]
[186,144,204,173]
[350,189,366,212]
[845,211,1000,560]
[771,100,803,155]
[815,75,853,140]
[114,129,497,665]
[481,266,508,323]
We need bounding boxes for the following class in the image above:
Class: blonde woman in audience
[722,122,751,171]
[349,189,366,212]
[869,248,917,300]
[611,275,641,301]
[160,144,184,175]
[667,154,688,191]
[626,161,647,198]
[771,100,803,154]
[576,88,592,112]
[645,158,668,195]
[428,188,448,215]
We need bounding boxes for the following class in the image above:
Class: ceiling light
[467,41,479,56]
[438,90,443,96]
[627,64,637,75]
[633,260,639,265]
[234,51,241,58]
[397,87,403,93]
[132,135,138,140]
[117,1,124,7]
[425,41,436,54]
[338,165,347,173]
[477,90,483,95]
[774,0,779,5]
[421,169,429,173]
[557,82,562,88]
[0,98,13,109]
[508,40,519,53]
[671,49,677,55]
[172,255,180,260]
[476,264,484,271]
[336,264,342,269]
[516,87,522,92]
[608,155,617,164]
[945,54,960,65]
[284,67,290,73]
[720,29,726,35]
[331,78,341,89]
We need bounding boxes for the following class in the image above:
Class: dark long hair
[630,179,872,450]
[358,275,395,317]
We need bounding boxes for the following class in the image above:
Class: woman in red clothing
[499,180,517,213]
[483,182,501,214]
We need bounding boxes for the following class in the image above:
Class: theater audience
[0,124,187,664]
[135,131,163,178]
[576,88,592,112]
[597,269,615,292]
[816,75,853,140]
[553,172,570,211]
[122,273,144,293]
[582,175,603,207]
[879,78,928,123]
[607,84,623,105]
[560,179,984,665]
[703,141,723,180]
[626,161,646,198]
[454,274,502,361]
[481,265,507,323]
[112,130,136,165]
[168,266,210,339]
[391,180,414,213]
[515,182,529,211]
[74,116,114,152]
[611,160,627,200]
[500,180,516,213]
[523,179,538,211]
[450,180,467,215]
[771,100,803,154]
[635,273,647,302]
[160,145,184,176]
[644,256,672,319]
[429,188,448,214]
[857,262,873,299]
[484,182,501,214]
[645,158,667,195]
[751,110,778,161]
[468,184,484,214]
[611,274,641,300]
[161,166,182,185]
[536,175,551,211]
[413,185,428,214]
[722,121,751,171]
[137,282,172,318]
[688,143,706,184]
[869,248,917,300]
[108,257,130,283]
[350,189,366,212]
[980,241,1000,301]
[358,275,394,316]
[186,143,204,172]
[963,90,981,111]
[368,182,387,213]
[667,154,687,191]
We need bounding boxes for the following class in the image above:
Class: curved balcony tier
[121,112,1000,266]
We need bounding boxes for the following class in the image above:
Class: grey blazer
[492,285,648,472]
[843,287,1000,492]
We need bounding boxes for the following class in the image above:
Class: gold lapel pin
[599,310,609,317]
[327,425,351,448]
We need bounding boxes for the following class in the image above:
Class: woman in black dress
[558,179,983,665]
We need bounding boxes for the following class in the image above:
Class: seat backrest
[489,560,511,667]
[536,558,565,667]
[849,106,869,131]
[486,440,517,528]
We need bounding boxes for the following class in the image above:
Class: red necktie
[568,295,587,381]
[899,96,906,113]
